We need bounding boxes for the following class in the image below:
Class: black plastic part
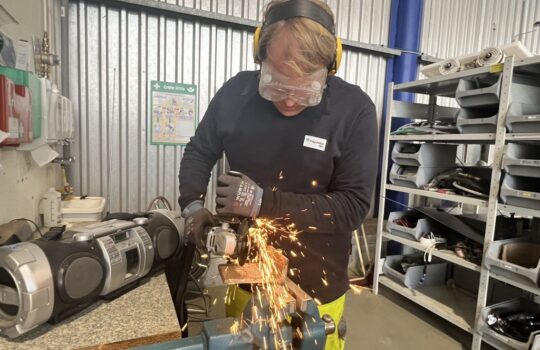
[33,238,106,323]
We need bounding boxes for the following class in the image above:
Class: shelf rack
[373,55,540,350]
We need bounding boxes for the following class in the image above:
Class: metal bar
[498,204,540,218]
[59,0,73,196]
[361,223,371,262]
[78,0,402,58]
[373,82,395,295]
[386,184,489,207]
[471,56,514,350]
[352,229,366,277]
[382,231,481,272]
[419,53,442,65]
[341,38,401,57]
[389,133,496,143]
[505,133,540,141]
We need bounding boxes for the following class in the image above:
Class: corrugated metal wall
[421,0,540,60]
[67,0,390,213]
[152,0,391,44]
[419,0,540,108]
[521,0,540,54]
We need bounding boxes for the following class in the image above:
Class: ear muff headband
[253,0,342,75]
[265,0,335,33]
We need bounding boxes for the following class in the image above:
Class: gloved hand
[182,200,217,248]
[216,171,263,218]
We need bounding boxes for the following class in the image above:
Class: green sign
[150,81,198,145]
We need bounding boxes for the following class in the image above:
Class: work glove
[182,200,217,248]
[216,171,263,218]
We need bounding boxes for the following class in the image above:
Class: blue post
[377,0,424,216]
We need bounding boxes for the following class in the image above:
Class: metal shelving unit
[373,55,540,350]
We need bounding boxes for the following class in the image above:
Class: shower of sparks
[230,319,240,334]
[225,218,304,348]
[349,283,371,295]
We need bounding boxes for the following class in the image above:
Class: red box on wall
[14,84,32,143]
[0,75,20,146]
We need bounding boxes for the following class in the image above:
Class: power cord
[9,218,43,237]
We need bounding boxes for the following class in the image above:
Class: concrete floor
[343,287,472,350]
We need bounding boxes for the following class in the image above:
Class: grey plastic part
[0,242,54,338]
[133,217,149,225]
[456,74,502,108]
[387,211,437,241]
[389,164,450,189]
[477,298,540,350]
[457,107,499,134]
[485,236,540,288]
[500,174,540,210]
[383,254,448,289]
[391,142,457,167]
[506,102,540,133]
[151,209,185,246]
[502,143,540,178]
[457,74,540,109]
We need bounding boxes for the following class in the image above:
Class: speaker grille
[156,227,178,260]
[64,257,103,299]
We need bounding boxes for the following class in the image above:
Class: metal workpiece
[0,242,55,338]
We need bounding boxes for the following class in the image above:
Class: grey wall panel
[521,0,540,54]
[421,0,530,60]
[149,0,391,44]
[419,0,528,107]
[68,0,388,213]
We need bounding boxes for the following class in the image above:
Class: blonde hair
[258,0,337,76]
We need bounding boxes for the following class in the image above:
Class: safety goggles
[258,61,328,107]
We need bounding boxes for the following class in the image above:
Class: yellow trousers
[225,285,346,350]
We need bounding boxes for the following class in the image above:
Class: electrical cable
[9,218,43,237]
[146,196,173,211]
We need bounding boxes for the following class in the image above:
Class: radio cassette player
[71,220,154,295]
[0,209,185,338]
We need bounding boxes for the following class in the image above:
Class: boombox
[0,209,185,338]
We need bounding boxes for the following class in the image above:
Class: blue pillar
[377,0,424,216]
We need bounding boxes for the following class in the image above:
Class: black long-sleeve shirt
[179,71,378,303]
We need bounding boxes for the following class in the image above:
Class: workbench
[0,274,181,350]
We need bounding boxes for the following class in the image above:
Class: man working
[178,1,378,349]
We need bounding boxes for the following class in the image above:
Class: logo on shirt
[303,135,327,152]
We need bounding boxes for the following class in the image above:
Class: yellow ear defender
[252,0,343,76]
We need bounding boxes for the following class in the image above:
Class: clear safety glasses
[258,61,328,107]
